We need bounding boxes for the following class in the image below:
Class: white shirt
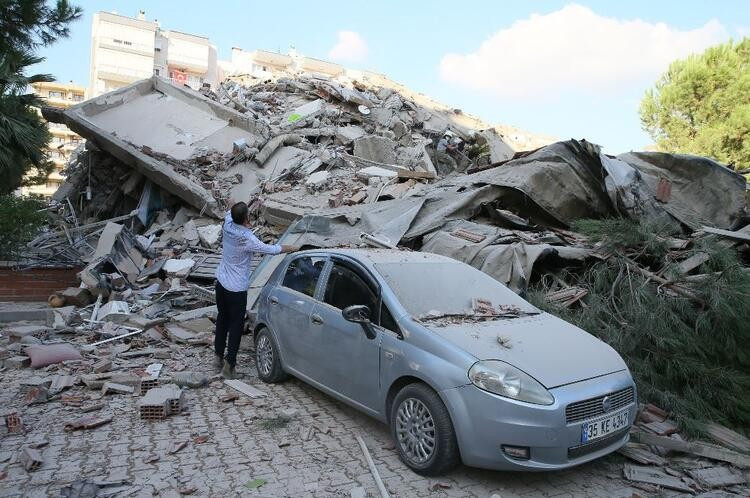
[215,211,282,292]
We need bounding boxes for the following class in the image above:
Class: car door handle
[269,296,279,305]
[310,314,324,325]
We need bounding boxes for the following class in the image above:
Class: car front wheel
[390,383,460,475]
[254,327,287,383]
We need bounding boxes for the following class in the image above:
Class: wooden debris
[643,420,680,436]
[546,286,588,307]
[396,169,436,180]
[64,415,112,432]
[356,434,390,498]
[687,466,746,488]
[61,394,85,407]
[701,226,750,243]
[220,392,239,403]
[706,423,750,454]
[618,443,667,466]
[638,404,667,424]
[451,228,486,243]
[80,403,105,413]
[101,381,135,395]
[623,464,692,493]
[632,431,750,468]
[224,379,266,399]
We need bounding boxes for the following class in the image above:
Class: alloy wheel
[395,397,436,464]
[256,334,273,376]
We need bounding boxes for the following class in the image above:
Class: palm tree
[0,0,81,194]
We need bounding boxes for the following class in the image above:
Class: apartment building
[20,82,85,198]
[89,11,219,97]
[226,47,344,80]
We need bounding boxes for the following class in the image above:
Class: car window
[323,262,378,316]
[380,302,399,333]
[281,256,326,297]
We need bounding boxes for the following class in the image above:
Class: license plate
[581,408,629,443]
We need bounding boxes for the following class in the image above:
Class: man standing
[435,133,458,174]
[214,201,297,379]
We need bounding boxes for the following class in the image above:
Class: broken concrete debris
[139,384,184,420]
[19,447,44,472]
[3,67,748,495]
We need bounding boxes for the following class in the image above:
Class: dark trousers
[214,281,247,367]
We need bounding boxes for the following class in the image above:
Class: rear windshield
[374,261,536,318]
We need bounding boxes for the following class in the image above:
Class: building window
[49,91,63,98]
[155,47,161,52]
[72,94,83,101]
[154,68,160,76]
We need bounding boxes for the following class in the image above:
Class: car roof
[297,248,459,265]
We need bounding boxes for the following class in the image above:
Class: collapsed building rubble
[3,73,748,490]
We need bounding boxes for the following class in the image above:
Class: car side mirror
[342,305,376,339]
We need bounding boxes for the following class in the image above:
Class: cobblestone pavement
[0,337,643,497]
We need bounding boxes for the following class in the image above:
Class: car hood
[426,313,627,388]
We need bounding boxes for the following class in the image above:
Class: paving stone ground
[0,336,644,497]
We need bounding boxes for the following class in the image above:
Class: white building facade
[89,11,220,97]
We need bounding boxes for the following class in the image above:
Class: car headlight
[468,360,554,405]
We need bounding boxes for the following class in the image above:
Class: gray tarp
[420,220,589,293]
[403,185,507,239]
[286,196,426,248]
[617,151,747,230]
[454,140,615,226]
[449,139,746,230]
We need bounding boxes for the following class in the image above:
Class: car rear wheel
[254,328,287,383]
[391,383,460,475]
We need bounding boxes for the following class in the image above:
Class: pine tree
[640,38,750,168]
[0,0,82,193]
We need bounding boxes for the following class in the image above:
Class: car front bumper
[440,369,636,471]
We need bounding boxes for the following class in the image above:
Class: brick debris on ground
[0,338,639,498]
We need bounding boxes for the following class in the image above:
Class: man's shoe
[213,355,224,372]
[221,360,244,379]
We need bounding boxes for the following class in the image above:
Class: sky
[32,0,750,154]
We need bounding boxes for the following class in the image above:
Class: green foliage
[0,0,82,193]
[531,219,750,435]
[0,194,46,259]
[640,38,750,167]
[572,218,678,261]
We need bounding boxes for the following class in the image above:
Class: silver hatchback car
[254,249,636,475]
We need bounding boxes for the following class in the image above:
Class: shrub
[0,194,46,260]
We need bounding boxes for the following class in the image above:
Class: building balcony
[96,63,152,84]
[167,54,209,73]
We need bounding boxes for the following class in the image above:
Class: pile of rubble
[8,73,748,490]
[619,404,750,494]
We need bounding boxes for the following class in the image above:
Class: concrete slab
[48,77,270,217]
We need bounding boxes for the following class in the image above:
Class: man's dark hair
[231,202,249,225]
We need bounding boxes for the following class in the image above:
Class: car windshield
[374,261,538,319]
